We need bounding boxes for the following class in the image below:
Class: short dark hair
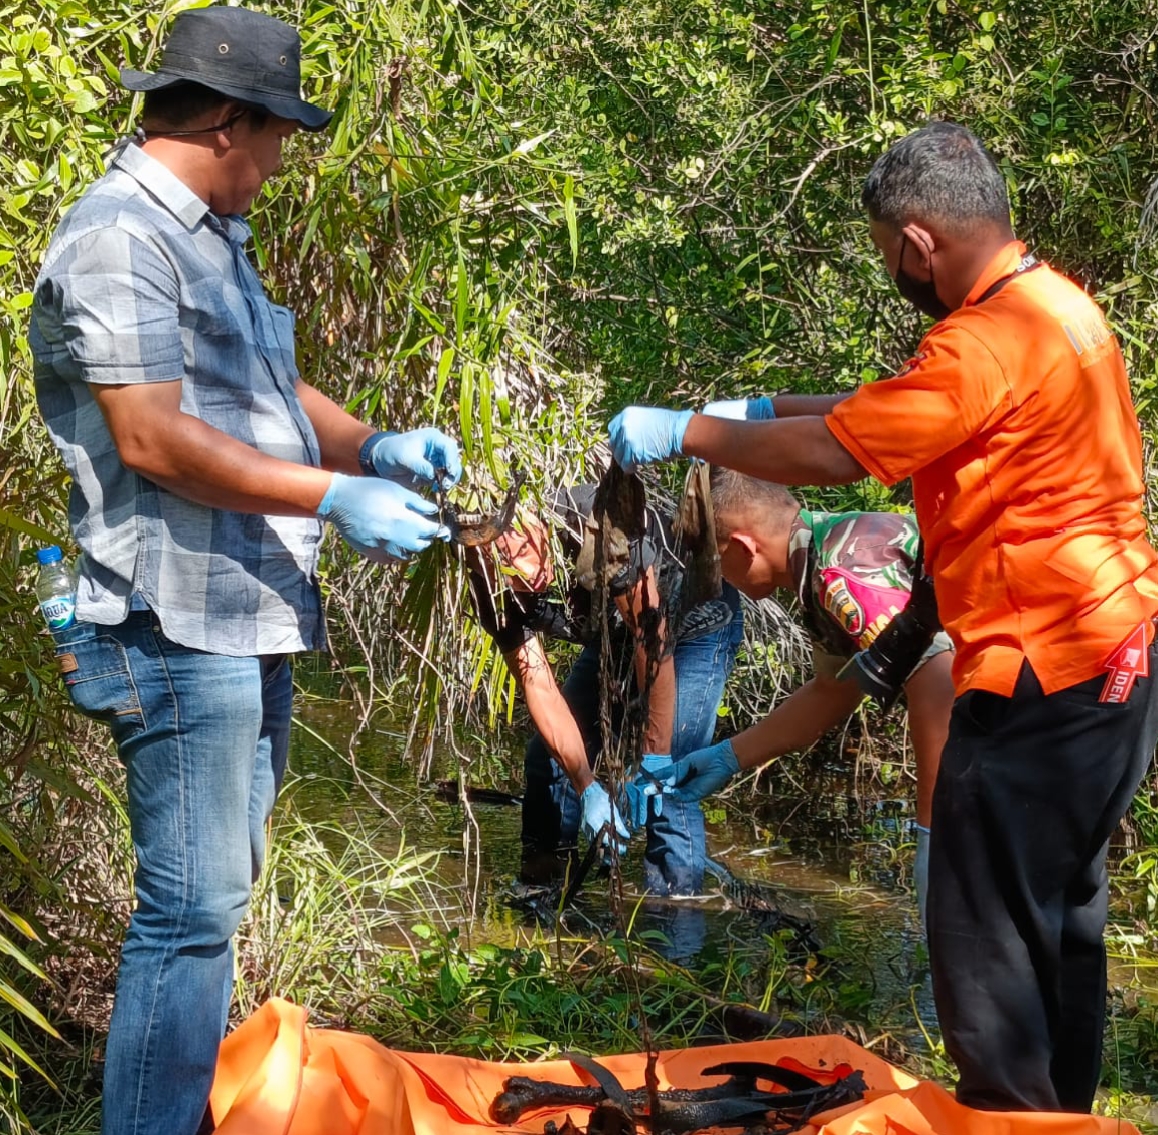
[143,81,231,128]
[709,467,801,543]
[861,122,1011,235]
[142,81,270,132]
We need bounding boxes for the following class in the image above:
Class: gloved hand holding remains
[317,473,449,561]
[702,396,776,421]
[579,782,631,858]
[365,428,462,488]
[621,754,672,827]
[636,738,741,803]
[608,407,693,472]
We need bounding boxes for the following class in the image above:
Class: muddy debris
[575,463,648,592]
[444,470,527,546]
[490,1054,866,1134]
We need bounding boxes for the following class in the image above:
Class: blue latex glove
[640,754,672,819]
[367,428,462,488]
[317,473,448,561]
[650,738,741,803]
[620,782,648,830]
[622,754,672,827]
[579,782,630,857]
[702,396,775,421]
[608,407,693,472]
[915,824,930,931]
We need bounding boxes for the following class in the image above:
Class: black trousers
[928,646,1158,1112]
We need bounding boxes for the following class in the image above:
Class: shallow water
[284,696,942,1035]
[283,690,1158,1051]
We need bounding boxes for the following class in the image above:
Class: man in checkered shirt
[30,8,460,1134]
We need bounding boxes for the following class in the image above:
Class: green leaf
[65,87,96,112]
[299,207,323,259]
[458,362,474,462]
[508,1031,549,1046]
[0,1024,53,1082]
[20,757,97,802]
[0,933,48,982]
[513,128,554,156]
[433,346,456,411]
[455,245,468,346]
[478,364,493,464]
[0,820,28,866]
[0,980,58,1038]
[493,362,511,425]
[410,299,447,337]
[0,508,57,544]
[563,174,578,270]
[0,904,36,940]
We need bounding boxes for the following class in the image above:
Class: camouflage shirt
[788,509,920,660]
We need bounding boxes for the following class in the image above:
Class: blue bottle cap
[36,545,63,565]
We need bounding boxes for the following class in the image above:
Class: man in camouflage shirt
[643,468,954,920]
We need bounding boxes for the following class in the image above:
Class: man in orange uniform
[607,122,1158,1113]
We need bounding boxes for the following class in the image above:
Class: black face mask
[893,234,951,321]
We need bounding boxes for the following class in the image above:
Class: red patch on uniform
[1100,620,1153,704]
[821,574,865,638]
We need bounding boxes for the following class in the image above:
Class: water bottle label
[41,596,76,631]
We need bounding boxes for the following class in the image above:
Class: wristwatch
[357,431,391,477]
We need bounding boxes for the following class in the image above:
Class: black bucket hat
[120,6,332,132]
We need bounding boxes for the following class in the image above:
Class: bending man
[465,483,743,897]
[653,468,953,921]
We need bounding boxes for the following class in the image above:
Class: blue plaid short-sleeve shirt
[31,143,325,656]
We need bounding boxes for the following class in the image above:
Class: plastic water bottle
[36,545,76,632]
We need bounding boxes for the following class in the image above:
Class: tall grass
[234,810,449,1021]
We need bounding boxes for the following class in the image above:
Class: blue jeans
[521,585,743,895]
[53,613,292,1135]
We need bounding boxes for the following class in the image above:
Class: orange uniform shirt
[827,241,1158,697]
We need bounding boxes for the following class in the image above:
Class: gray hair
[709,467,800,543]
[862,122,1011,235]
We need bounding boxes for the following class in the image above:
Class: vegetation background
[1,0,1157,1129]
